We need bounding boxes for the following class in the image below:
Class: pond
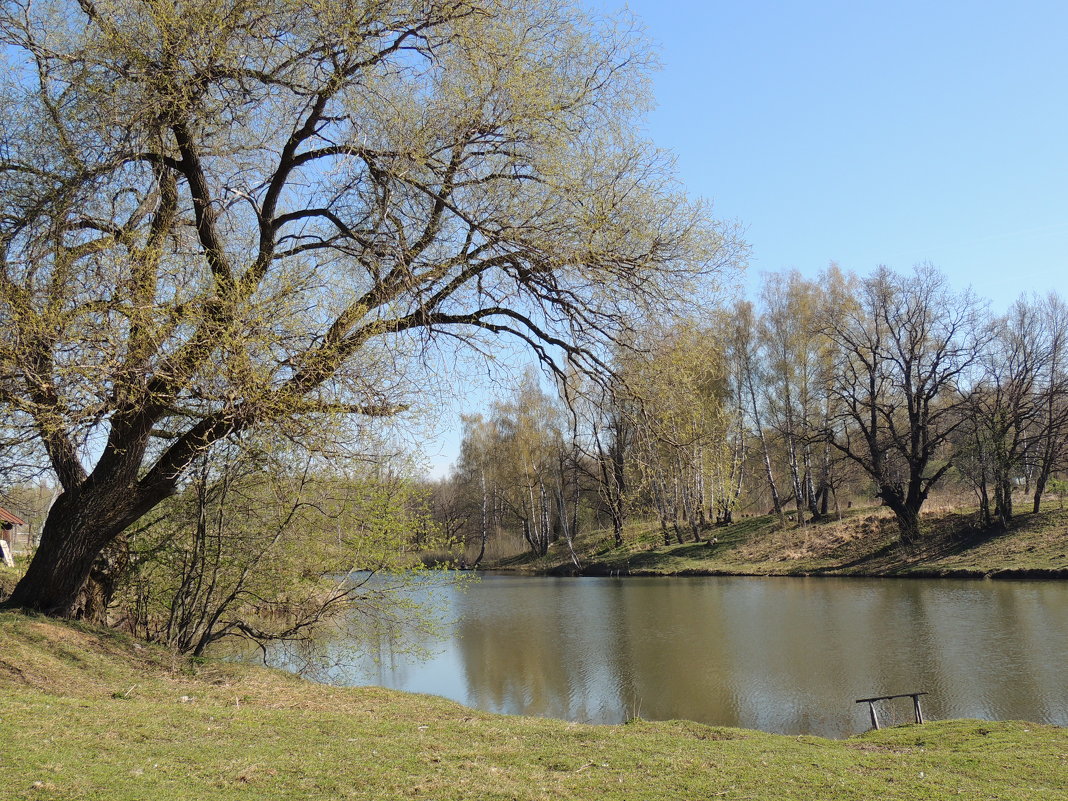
[245,574,1068,738]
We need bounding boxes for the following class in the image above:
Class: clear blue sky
[422,0,1068,476]
[611,0,1068,305]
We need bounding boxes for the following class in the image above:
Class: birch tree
[627,323,731,543]
[1029,293,1068,513]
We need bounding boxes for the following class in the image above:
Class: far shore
[480,504,1068,582]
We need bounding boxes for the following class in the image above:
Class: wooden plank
[855,692,928,703]
[866,701,880,730]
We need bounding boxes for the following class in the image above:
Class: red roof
[0,506,27,526]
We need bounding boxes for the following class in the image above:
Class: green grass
[495,504,1068,579]
[1,611,1066,800]
[0,561,23,600]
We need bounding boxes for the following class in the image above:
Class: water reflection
[239,574,1068,738]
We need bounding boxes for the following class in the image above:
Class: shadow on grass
[492,506,1068,577]
[811,540,902,574]
[820,513,1020,574]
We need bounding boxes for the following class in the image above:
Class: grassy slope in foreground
[0,612,1066,801]
[494,505,1068,579]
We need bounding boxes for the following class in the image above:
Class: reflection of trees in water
[222,576,1068,736]
[1001,582,1068,722]
[452,577,1068,736]
[218,575,459,687]
[898,581,1067,724]
[455,579,622,722]
[610,580,739,726]
[452,578,751,726]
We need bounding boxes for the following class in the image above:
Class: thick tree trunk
[880,489,923,549]
[889,504,921,548]
[7,470,168,620]
[6,493,117,620]
[8,531,100,617]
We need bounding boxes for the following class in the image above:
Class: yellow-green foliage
[0,0,741,617]
[117,444,444,653]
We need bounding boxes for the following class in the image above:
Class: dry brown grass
[734,508,897,563]
[504,490,1068,578]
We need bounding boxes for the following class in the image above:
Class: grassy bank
[0,611,1065,800]
[493,505,1068,579]
[0,560,23,599]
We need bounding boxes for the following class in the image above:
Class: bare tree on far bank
[819,266,988,546]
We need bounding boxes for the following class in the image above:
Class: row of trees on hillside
[437,266,1068,558]
[433,374,584,564]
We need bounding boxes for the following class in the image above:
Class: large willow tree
[0,0,736,616]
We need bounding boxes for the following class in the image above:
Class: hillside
[0,611,1066,800]
[493,505,1068,579]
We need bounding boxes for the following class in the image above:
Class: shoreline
[1,610,1066,800]
[540,563,1068,580]
[482,505,1068,582]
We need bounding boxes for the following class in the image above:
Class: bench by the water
[855,692,928,730]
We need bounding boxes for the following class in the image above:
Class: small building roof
[0,506,27,526]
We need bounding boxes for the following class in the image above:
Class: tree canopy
[0,0,739,616]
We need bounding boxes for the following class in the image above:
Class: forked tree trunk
[6,395,218,621]
[879,490,923,550]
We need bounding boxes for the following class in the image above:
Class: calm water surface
[255,574,1068,738]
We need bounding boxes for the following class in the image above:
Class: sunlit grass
[1,611,1066,800]
[498,502,1068,579]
